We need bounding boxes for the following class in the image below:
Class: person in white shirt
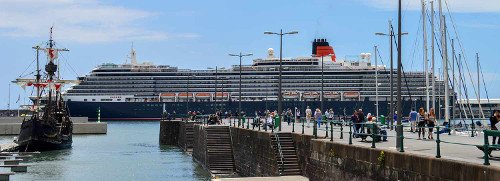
[305,106,312,128]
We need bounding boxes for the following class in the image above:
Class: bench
[0,172,14,181]
[0,165,30,172]
[477,130,500,165]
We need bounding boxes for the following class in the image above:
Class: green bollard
[302,119,305,134]
[325,120,329,138]
[399,124,405,152]
[340,122,344,139]
[313,120,318,139]
[436,126,441,158]
[349,122,353,145]
[330,122,334,141]
[371,124,376,148]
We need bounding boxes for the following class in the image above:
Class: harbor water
[0,121,210,181]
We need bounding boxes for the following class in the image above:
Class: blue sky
[0,0,499,109]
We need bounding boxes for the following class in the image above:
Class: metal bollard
[436,126,441,158]
[371,124,376,148]
[330,122,334,141]
[272,122,274,133]
[313,120,318,139]
[340,122,344,139]
[326,121,329,138]
[349,122,353,145]
[399,124,405,152]
[292,120,295,133]
[302,119,305,134]
[471,121,475,137]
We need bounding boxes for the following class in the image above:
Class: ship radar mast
[130,43,137,65]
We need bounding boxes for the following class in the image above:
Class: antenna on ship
[130,42,137,65]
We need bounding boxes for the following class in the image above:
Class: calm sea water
[0,121,210,181]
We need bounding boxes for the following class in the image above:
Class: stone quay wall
[159,120,180,145]
[161,121,500,180]
[192,124,208,168]
[230,127,279,177]
[292,134,500,181]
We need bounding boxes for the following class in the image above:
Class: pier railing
[216,114,499,166]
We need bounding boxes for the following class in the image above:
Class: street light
[186,74,196,116]
[312,53,334,113]
[208,67,225,114]
[375,21,408,131]
[264,29,298,131]
[229,52,253,125]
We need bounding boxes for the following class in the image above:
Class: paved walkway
[219,118,500,167]
[213,176,308,181]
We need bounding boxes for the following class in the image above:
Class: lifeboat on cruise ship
[343,91,360,99]
[195,93,211,99]
[160,93,176,97]
[282,91,299,99]
[303,92,319,99]
[178,92,193,98]
[323,91,341,99]
[214,92,229,99]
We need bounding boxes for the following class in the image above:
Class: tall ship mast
[12,27,74,151]
[64,39,449,120]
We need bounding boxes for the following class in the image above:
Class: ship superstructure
[65,39,447,119]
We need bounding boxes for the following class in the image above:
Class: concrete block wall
[230,127,279,177]
[159,120,180,145]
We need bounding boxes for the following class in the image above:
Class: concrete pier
[0,117,107,135]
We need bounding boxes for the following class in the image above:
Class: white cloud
[0,0,198,43]
[361,0,500,13]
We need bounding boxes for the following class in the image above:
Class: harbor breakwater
[0,117,107,135]
[159,120,500,180]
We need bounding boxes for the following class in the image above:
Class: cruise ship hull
[67,100,426,120]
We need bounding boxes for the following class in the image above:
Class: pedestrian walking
[409,108,418,133]
[314,108,322,128]
[306,106,312,128]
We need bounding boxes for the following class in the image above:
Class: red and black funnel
[312,39,336,62]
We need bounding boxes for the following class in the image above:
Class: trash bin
[380,115,386,125]
[274,116,280,129]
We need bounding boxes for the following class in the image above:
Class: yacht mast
[422,0,429,112]
[431,1,436,112]
[439,0,449,123]
[374,45,379,118]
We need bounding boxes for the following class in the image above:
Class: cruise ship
[65,39,447,120]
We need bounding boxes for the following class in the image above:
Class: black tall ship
[13,28,74,151]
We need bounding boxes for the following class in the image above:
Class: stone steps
[271,133,302,176]
[206,126,235,175]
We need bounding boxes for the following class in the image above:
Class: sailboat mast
[431,1,436,112]
[439,0,450,123]
[477,53,484,118]
[422,0,429,112]
[443,16,450,123]
[374,45,379,118]
[451,39,456,120]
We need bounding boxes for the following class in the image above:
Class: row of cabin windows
[82,98,121,102]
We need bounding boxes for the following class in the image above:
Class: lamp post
[375,22,407,130]
[229,52,253,126]
[313,54,333,112]
[186,74,196,116]
[264,29,298,131]
[208,67,225,114]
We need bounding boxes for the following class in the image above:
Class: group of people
[408,107,436,140]
[489,110,500,145]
